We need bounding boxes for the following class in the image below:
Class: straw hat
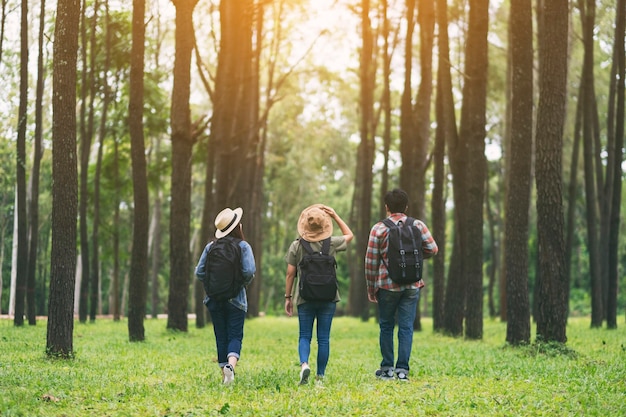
[214,207,243,238]
[297,204,333,242]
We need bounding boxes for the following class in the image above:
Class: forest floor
[1,315,624,416]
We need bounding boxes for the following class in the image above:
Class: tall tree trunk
[398,0,434,331]
[457,0,489,340]
[78,0,90,323]
[347,0,375,320]
[27,0,47,326]
[578,0,603,328]
[432,0,454,332]
[90,1,110,321]
[239,0,262,318]
[534,0,569,344]
[14,0,29,327]
[505,0,533,346]
[167,0,199,332]
[128,0,150,342]
[47,0,80,358]
[606,0,625,329]
[442,20,468,336]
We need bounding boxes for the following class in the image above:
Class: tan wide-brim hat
[297,204,333,242]
[214,207,243,238]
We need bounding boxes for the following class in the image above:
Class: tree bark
[14,0,29,327]
[432,0,455,332]
[578,0,603,328]
[505,0,533,345]
[534,0,569,344]
[128,0,150,341]
[166,0,198,332]
[606,0,625,329]
[27,0,47,325]
[347,0,375,320]
[47,0,80,357]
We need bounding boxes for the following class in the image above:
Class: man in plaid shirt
[365,189,438,381]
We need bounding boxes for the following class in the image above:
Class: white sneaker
[299,365,311,385]
[223,364,235,385]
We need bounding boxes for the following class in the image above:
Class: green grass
[0,316,624,416]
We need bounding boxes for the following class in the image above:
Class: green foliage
[1,317,625,416]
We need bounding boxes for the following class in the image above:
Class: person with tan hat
[284,204,353,385]
[195,207,256,385]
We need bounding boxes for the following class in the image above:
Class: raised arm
[322,206,354,244]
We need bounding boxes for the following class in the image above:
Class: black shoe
[375,368,394,381]
[395,370,409,381]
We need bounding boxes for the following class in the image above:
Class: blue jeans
[297,301,337,377]
[206,299,246,367]
[376,288,420,373]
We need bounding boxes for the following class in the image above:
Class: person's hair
[229,223,245,240]
[384,189,409,214]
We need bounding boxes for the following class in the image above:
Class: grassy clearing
[0,315,624,416]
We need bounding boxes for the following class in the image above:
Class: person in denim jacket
[196,207,256,385]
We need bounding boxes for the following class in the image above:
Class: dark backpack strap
[405,218,421,280]
[382,218,395,229]
[381,218,395,269]
[300,237,331,255]
[300,238,314,254]
[320,237,331,255]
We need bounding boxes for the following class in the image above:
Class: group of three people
[195,188,439,385]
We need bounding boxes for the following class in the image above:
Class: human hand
[322,206,337,219]
[367,293,378,303]
[285,299,293,316]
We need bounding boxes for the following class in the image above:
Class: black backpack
[382,217,423,285]
[203,237,246,301]
[298,238,338,302]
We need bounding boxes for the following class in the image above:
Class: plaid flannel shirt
[364,213,438,298]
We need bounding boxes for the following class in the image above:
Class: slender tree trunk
[459,0,489,341]
[578,0,603,328]
[347,0,375,320]
[14,0,29,327]
[534,0,569,344]
[432,0,454,332]
[90,2,110,321]
[128,0,150,341]
[27,0,47,326]
[47,0,80,358]
[167,0,198,332]
[505,0,533,345]
[78,0,90,323]
[400,0,434,331]
[606,0,625,329]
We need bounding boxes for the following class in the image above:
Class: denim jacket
[195,239,256,312]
